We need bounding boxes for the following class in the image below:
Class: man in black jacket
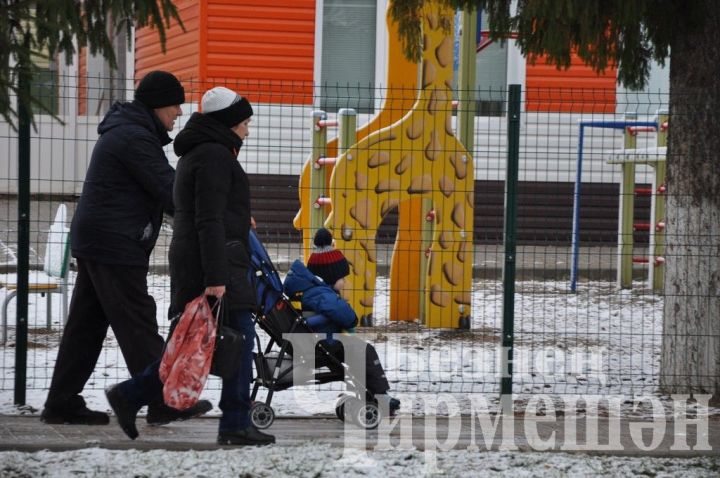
[105,86,274,446]
[41,71,211,425]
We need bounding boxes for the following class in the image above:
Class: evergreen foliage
[393,0,720,398]
[1,0,183,126]
[391,0,704,89]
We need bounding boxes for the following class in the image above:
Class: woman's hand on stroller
[204,285,226,298]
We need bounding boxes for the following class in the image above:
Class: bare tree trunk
[660,1,720,401]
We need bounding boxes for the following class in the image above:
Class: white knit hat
[202,87,238,113]
[201,87,253,127]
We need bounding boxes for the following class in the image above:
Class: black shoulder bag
[210,299,245,379]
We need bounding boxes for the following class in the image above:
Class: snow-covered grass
[4,273,719,475]
[1,273,666,417]
[1,444,719,477]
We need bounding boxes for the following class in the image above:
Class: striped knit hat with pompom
[307,228,350,286]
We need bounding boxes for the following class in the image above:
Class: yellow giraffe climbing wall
[326,2,474,328]
[293,1,418,258]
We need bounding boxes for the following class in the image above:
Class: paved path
[2,415,719,457]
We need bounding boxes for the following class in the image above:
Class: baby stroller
[246,230,385,430]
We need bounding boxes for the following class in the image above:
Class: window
[474,10,507,116]
[616,60,669,115]
[32,63,60,116]
[319,0,377,114]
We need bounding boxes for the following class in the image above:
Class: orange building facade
[525,53,617,113]
[135,0,316,105]
[129,2,622,113]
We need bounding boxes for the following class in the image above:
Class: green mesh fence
[2,76,711,413]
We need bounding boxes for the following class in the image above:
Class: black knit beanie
[307,228,350,286]
[134,71,185,108]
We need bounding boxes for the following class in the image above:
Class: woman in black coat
[105,87,274,446]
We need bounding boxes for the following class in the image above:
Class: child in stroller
[247,229,399,430]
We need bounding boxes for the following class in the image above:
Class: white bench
[1,204,70,344]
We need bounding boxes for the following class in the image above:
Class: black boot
[374,394,401,417]
[146,400,213,425]
[389,397,401,416]
[105,384,141,440]
[40,395,109,425]
[217,426,276,446]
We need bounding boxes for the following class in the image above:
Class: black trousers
[45,258,164,409]
[319,338,390,396]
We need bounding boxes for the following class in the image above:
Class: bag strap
[210,297,224,327]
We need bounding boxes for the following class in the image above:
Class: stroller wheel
[250,402,275,429]
[343,397,381,430]
[354,401,381,430]
[335,395,351,422]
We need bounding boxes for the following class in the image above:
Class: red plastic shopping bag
[159,295,217,410]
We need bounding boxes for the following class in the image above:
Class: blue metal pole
[570,125,585,292]
[569,120,658,292]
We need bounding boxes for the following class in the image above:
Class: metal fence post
[15,65,31,405]
[500,85,521,408]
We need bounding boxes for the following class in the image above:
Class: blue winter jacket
[283,259,357,334]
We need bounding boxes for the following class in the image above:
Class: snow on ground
[3,274,719,475]
[1,445,719,477]
[0,273,667,417]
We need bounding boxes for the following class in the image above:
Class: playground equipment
[570,111,668,293]
[607,111,668,292]
[296,2,476,328]
[293,2,418,259]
